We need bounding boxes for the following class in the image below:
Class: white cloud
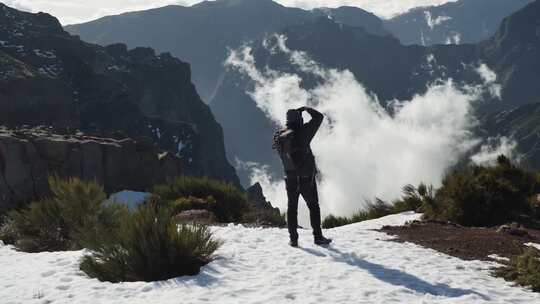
[4,0,458,25]
[475,63,502,99]
[226,35,498,223]
[471,137,520,166]
[424,11,452,29]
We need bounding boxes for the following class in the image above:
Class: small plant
[494,248,540,292]
[154,177,248,222]
[80,202,221,282]
[393,183,437,215]
[4,177,115,252]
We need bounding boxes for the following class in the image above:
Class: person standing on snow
[273,106,332,247]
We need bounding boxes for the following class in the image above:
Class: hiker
[273,106,332,247]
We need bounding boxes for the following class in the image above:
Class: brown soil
[380,221,540,261]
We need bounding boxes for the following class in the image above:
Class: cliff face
[0,4,240,187]
[0,127,182,211]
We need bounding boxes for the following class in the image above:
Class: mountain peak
[194,0,281,9]
[0,2,64,36]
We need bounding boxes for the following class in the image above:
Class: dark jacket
[279,107,324,177]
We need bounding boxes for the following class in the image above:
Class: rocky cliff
[0,3,240,187]
[0,127,182,211]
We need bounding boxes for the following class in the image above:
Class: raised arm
[298,106,324,143]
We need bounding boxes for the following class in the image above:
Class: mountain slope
[0,3,240,186]
[65,0,389,102]
[481,102,540,169]
[386,0,532,46]
[481,0,540,109]
[2,212,539,303]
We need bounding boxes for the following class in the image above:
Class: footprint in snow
[56,260,71,266]
[56,285,70,291]
[60,277,73,283]
[285,293,296,300]
[41,270,56,277]
[141,286,153,292]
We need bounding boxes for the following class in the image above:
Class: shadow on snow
[301,246,490,300]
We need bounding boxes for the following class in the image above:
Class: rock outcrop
[0,3,240,188]
[0,127,183,211]
[247,182,275,210]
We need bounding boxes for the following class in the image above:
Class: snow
[107,191,152,211]
[525,243,540,251]
[1,212,540,303]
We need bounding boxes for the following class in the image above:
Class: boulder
[0,127,182,211]
[496,223,530,237]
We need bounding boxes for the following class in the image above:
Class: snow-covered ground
[1,212,539,304]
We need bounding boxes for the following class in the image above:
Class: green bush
[171,196,216,214]
[80,202,221,283]
[242,208,287,227]
[494,248,540,292]
[428,156,540,227]
[154,177,248,222]
[0,215,19,245]
[3,177,114,252]
[393,183,437,215]
[322,215,352,229]
[322,199,395,229]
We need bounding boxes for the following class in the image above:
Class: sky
[3,0,457,25]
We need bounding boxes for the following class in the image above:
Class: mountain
[64,0,540,184]
[480,0,540,110]
[211,17,484,183]
[385,0,532,45]
[0,3,240,186]
[213,0,540,183]
[481,102,540,169]
[65,0,389,103]
[312,6,390,37]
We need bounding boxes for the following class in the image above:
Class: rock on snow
[1,212,539,304]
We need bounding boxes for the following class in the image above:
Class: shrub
[171,196,216,214]
[428,156,540,227]
[393,183,437,215]
[0,215,18,245]
[80,202,221,282]
[4,177,114,252]
[494,248,540,292]
[154,177,248,222]
[322,215,352,229]
[242,208,287,227]
[322,199,395,229]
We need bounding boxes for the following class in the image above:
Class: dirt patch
[380,221,540,261]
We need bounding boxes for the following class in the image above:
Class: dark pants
[286,175,323,241]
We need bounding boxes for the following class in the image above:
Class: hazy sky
[3,0,457,25]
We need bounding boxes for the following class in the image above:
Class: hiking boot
[289,239,298,248]
[314,236,332,246]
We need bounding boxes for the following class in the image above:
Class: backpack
[273,129,306,172]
